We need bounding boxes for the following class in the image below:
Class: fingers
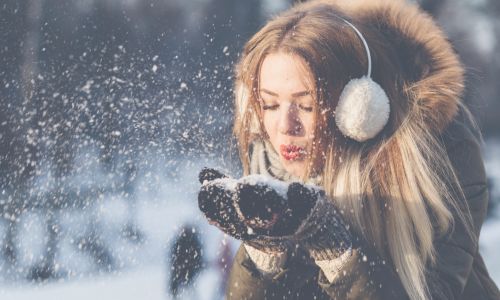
[197,172,323,242]
[286,182,319,220]
[236,182,287,233]
[198,167,228,184]
[198,181,247,239]
[198,183,229,221]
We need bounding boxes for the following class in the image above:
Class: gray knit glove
[198,168,289,253]
[198,168,352,260]
[267,179,353,261]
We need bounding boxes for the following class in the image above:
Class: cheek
[262,114,280,148]
[302,115,316,139]
[262,114,275,136]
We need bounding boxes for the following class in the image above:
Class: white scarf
[248,139,321,185]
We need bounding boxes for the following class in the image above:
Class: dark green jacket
[225,118,500,299]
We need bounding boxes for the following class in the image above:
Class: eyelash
[299,105,313,112]
[262,104,313,112]
[262,104,279,111]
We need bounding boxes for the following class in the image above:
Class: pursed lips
[280,144,306,161]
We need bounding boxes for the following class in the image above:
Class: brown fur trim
[324,0,465,132]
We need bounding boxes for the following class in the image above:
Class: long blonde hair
[233,1,474,299]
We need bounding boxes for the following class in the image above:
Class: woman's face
[258,52,316,178]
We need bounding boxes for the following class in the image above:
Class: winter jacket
[225,0,500,299]
[225,115,500,300]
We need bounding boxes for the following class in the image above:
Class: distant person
[168,224,204,298]
[197,0,500,299]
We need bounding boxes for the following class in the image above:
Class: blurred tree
[1,0,45,273]
[121,162,144,243]
[0,0,24,267]
[28,130,76,281]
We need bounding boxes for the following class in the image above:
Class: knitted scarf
[248,138,321,185]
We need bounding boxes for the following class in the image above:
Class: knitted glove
[239,178,353,261]
[198,168,353,261]
[198,168,289,253]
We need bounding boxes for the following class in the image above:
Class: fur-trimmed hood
[327,0,465,133]
[234,0,465,137]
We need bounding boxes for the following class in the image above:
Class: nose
[278,103,303,136]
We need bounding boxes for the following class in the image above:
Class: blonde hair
[233,1,474,299]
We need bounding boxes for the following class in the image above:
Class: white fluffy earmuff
[334,19,390,142]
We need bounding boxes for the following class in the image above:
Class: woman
[197,0,500,299]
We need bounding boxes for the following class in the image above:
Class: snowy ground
[0,186,232,300]
[0,139,499,300]
[2,212,499,300]
[0,195,234,300]
[0,265,226,300]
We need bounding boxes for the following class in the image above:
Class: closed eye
[299,105,313,112]
[262,104,279,110]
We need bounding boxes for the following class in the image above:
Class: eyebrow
[260,89,312,98]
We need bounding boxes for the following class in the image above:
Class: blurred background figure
[168,224,204,299]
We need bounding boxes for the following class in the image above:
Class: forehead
[259,52,314,93]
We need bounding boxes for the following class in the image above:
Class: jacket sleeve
[427,183,487,299]
[315,239,409,300]
[225,244,324,300]
[313,119,489,300]
[426,119,489,299]
[226,118,489,299]
[226,241,410,300]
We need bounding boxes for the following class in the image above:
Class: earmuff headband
[341,19,372,78]
[333,17,391,142]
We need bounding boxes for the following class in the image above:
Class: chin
[281,159,307,178]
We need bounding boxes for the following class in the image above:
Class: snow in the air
[1,0,499,299]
